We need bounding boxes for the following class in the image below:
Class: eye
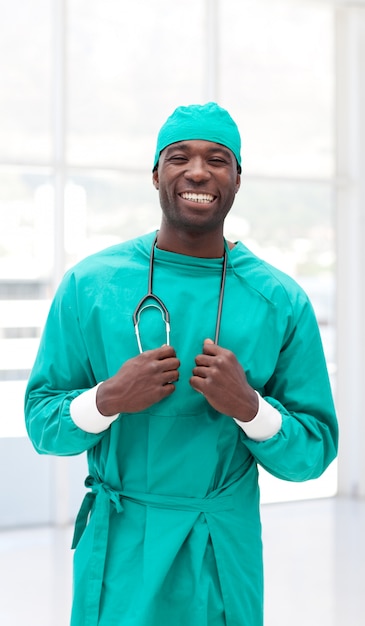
[168,154,188,162]
[209,156,228,166]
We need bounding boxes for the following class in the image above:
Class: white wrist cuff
[70,383,120,434]
[234,391,282,441]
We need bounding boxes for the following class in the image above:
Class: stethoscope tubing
[133,234,227,353]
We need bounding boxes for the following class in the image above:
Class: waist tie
[71,474,240,626]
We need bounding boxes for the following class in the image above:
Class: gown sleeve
[242,293,338,482]
[24,270,109,456]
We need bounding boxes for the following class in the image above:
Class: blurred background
[0,0,364,624]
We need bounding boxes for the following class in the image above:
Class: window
[0,0,336,502]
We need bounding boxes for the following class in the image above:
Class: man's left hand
[190,339,258,422]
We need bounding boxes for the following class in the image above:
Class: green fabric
[153,102,241,170]
[25,231,338,626]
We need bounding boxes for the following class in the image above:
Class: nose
[184,157,211,183]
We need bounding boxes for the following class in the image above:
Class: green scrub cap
[153,102,242,171]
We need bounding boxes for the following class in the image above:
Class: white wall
[335,5,365,498]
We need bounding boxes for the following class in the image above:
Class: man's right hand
[96,345,180,416]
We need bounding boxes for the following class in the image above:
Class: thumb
[203,338,216,354]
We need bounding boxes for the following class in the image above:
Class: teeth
[181,192,214,204]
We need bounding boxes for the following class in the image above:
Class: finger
[189,375,207,394]
[161,369,179,384]
[202,339,219,355]
[159,357,180,372]
[158,350,177,361]
[194,353,214,367]
[192,365,209,379]
[150,345,177,359]
[160,382,176,397]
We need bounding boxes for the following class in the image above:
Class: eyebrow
[165,142,233,159]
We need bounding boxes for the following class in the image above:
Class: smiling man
[25,102,338,626]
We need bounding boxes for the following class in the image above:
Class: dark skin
[96,140,258,422]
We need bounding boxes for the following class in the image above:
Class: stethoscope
[133,234,228,353]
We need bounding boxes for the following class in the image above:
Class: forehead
[162,140,235,160]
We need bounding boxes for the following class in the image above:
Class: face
[152,140,241,235]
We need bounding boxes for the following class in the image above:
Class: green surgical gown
[25,231,338,626]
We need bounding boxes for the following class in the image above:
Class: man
[25,102,338,626]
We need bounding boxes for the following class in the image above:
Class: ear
[152,169,159,190]
[235,173,241,194]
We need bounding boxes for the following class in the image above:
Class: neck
[156,226,233,258]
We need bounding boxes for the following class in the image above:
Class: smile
[180,192,215,204]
